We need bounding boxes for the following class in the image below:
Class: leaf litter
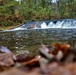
[0,43,76,75]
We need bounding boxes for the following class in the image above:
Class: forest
[0,0,76,27]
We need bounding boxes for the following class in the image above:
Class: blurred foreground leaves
[0,42,76,75]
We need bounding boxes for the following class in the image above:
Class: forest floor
[0,43,76,75]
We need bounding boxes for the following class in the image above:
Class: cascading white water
[40,20,76,29]
[3,19,76,31]
[47,21,64,28]
[62,20,76,28]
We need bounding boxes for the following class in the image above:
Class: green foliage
[0,0,76,27]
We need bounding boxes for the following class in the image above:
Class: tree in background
[0,0,76,27]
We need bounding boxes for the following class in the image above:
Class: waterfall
[2,19,76,31]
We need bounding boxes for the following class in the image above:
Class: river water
[0,19,76,55]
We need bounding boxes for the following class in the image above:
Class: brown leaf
[0,68,26,75]
[0,53,15,66]
[51,43,70,55]
[16,54,41,69]
[16,54,35,62]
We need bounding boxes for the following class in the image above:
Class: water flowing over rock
[10,19,76,31]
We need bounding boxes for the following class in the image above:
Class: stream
[0,19,76,55]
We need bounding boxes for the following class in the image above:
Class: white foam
[48,21,64,28]
[12,27,27,30]
[4,20,76,31]
[41,22,48,28]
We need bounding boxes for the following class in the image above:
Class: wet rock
[27,24,35,29]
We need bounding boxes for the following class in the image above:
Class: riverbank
[0,24,22,31]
